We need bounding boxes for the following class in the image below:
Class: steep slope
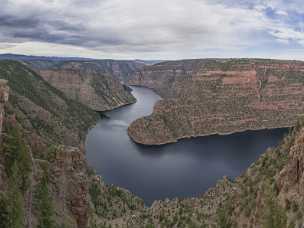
[0,54,146,83]
[1,60,304,228]
[0,116,144,228]
[0,60,98,147]
[26,60,141,111]
[0,72,144,228]
[113,120,304,228]
[128,58,304,145]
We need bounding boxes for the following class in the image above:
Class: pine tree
[0,193,10,228]
[2,123,31,192]
[34,172,55,228]
[0,122,31,228]
[263,183,287,228]
[6,163,25,228]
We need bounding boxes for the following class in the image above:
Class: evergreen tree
[263,195,287,228]
[263,183,287,228]
[6,163,25,228]
[216,198,233,228]
[34,172,55,228]
[0,122,30,228]
[0,193,10,228]
[2,123,31,192]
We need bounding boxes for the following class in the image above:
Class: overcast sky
[0,0,304,60]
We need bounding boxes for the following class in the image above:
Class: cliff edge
[128,59,304,145]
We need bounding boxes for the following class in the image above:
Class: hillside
[27,60,144,111]
[0,65,144,228]
[128,58,304,145]
[121,120,304,227]
[0,60,99,148]
[0,60,304,227]
[0,54,146,112]
[0,54,146,82]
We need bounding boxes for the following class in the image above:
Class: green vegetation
[0,175,25,228]
[34,169,55,228]
[0,193,10,228]
[262,183,287,228]
[0,60,98,145]
[89,180,144,220]
[0,121,32,228]
[89,181,104,215]
[2,121,32,192]
[216,198,233,228]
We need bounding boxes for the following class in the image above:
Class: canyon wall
[128,59,304,145]
[28,61,138,111]
[0,58,304,227]
[0,61,144,228]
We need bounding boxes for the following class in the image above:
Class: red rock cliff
[128,59,304,145]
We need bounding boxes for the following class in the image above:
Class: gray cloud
[0,15,39,28]
[0,0,303,59]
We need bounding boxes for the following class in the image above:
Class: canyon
[0,60,144,228]
[86,85,288,205]
[28,60,141,111]
[0,57,303,228]
[128,59,304,145]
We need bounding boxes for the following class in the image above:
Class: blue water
[85,86,288,205]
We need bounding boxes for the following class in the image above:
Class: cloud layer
[0,0,304,59]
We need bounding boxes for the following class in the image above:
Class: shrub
[262,186,287,228]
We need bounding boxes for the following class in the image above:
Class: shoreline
[128,124,293,146]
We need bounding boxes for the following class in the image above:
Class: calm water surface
[86,86,288,205]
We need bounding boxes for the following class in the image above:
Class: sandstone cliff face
[129,59,304,145]
[28,61,139,111]
[47,146,90,228]
[28,59,145,83]
[1,59,304,227]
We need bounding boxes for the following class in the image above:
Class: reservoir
[85,86,288,205]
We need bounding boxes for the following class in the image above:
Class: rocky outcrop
[48,146,90,228]
[1,58,304,227]
[0,80,9,191]
[129,59,304,145]
[28,61,141,111]
[26,59,145,82]
[0,80,9,139]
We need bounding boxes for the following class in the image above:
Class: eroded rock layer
[28,60,140,111]
[0,64,144,228]
[128,59,304,145]
[1,58,304,227]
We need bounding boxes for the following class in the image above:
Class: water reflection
[86,86,288,205]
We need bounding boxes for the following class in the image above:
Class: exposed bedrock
[128,59,304,145]
[29,61,137,112]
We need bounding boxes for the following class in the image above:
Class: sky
[0,0,304,60]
